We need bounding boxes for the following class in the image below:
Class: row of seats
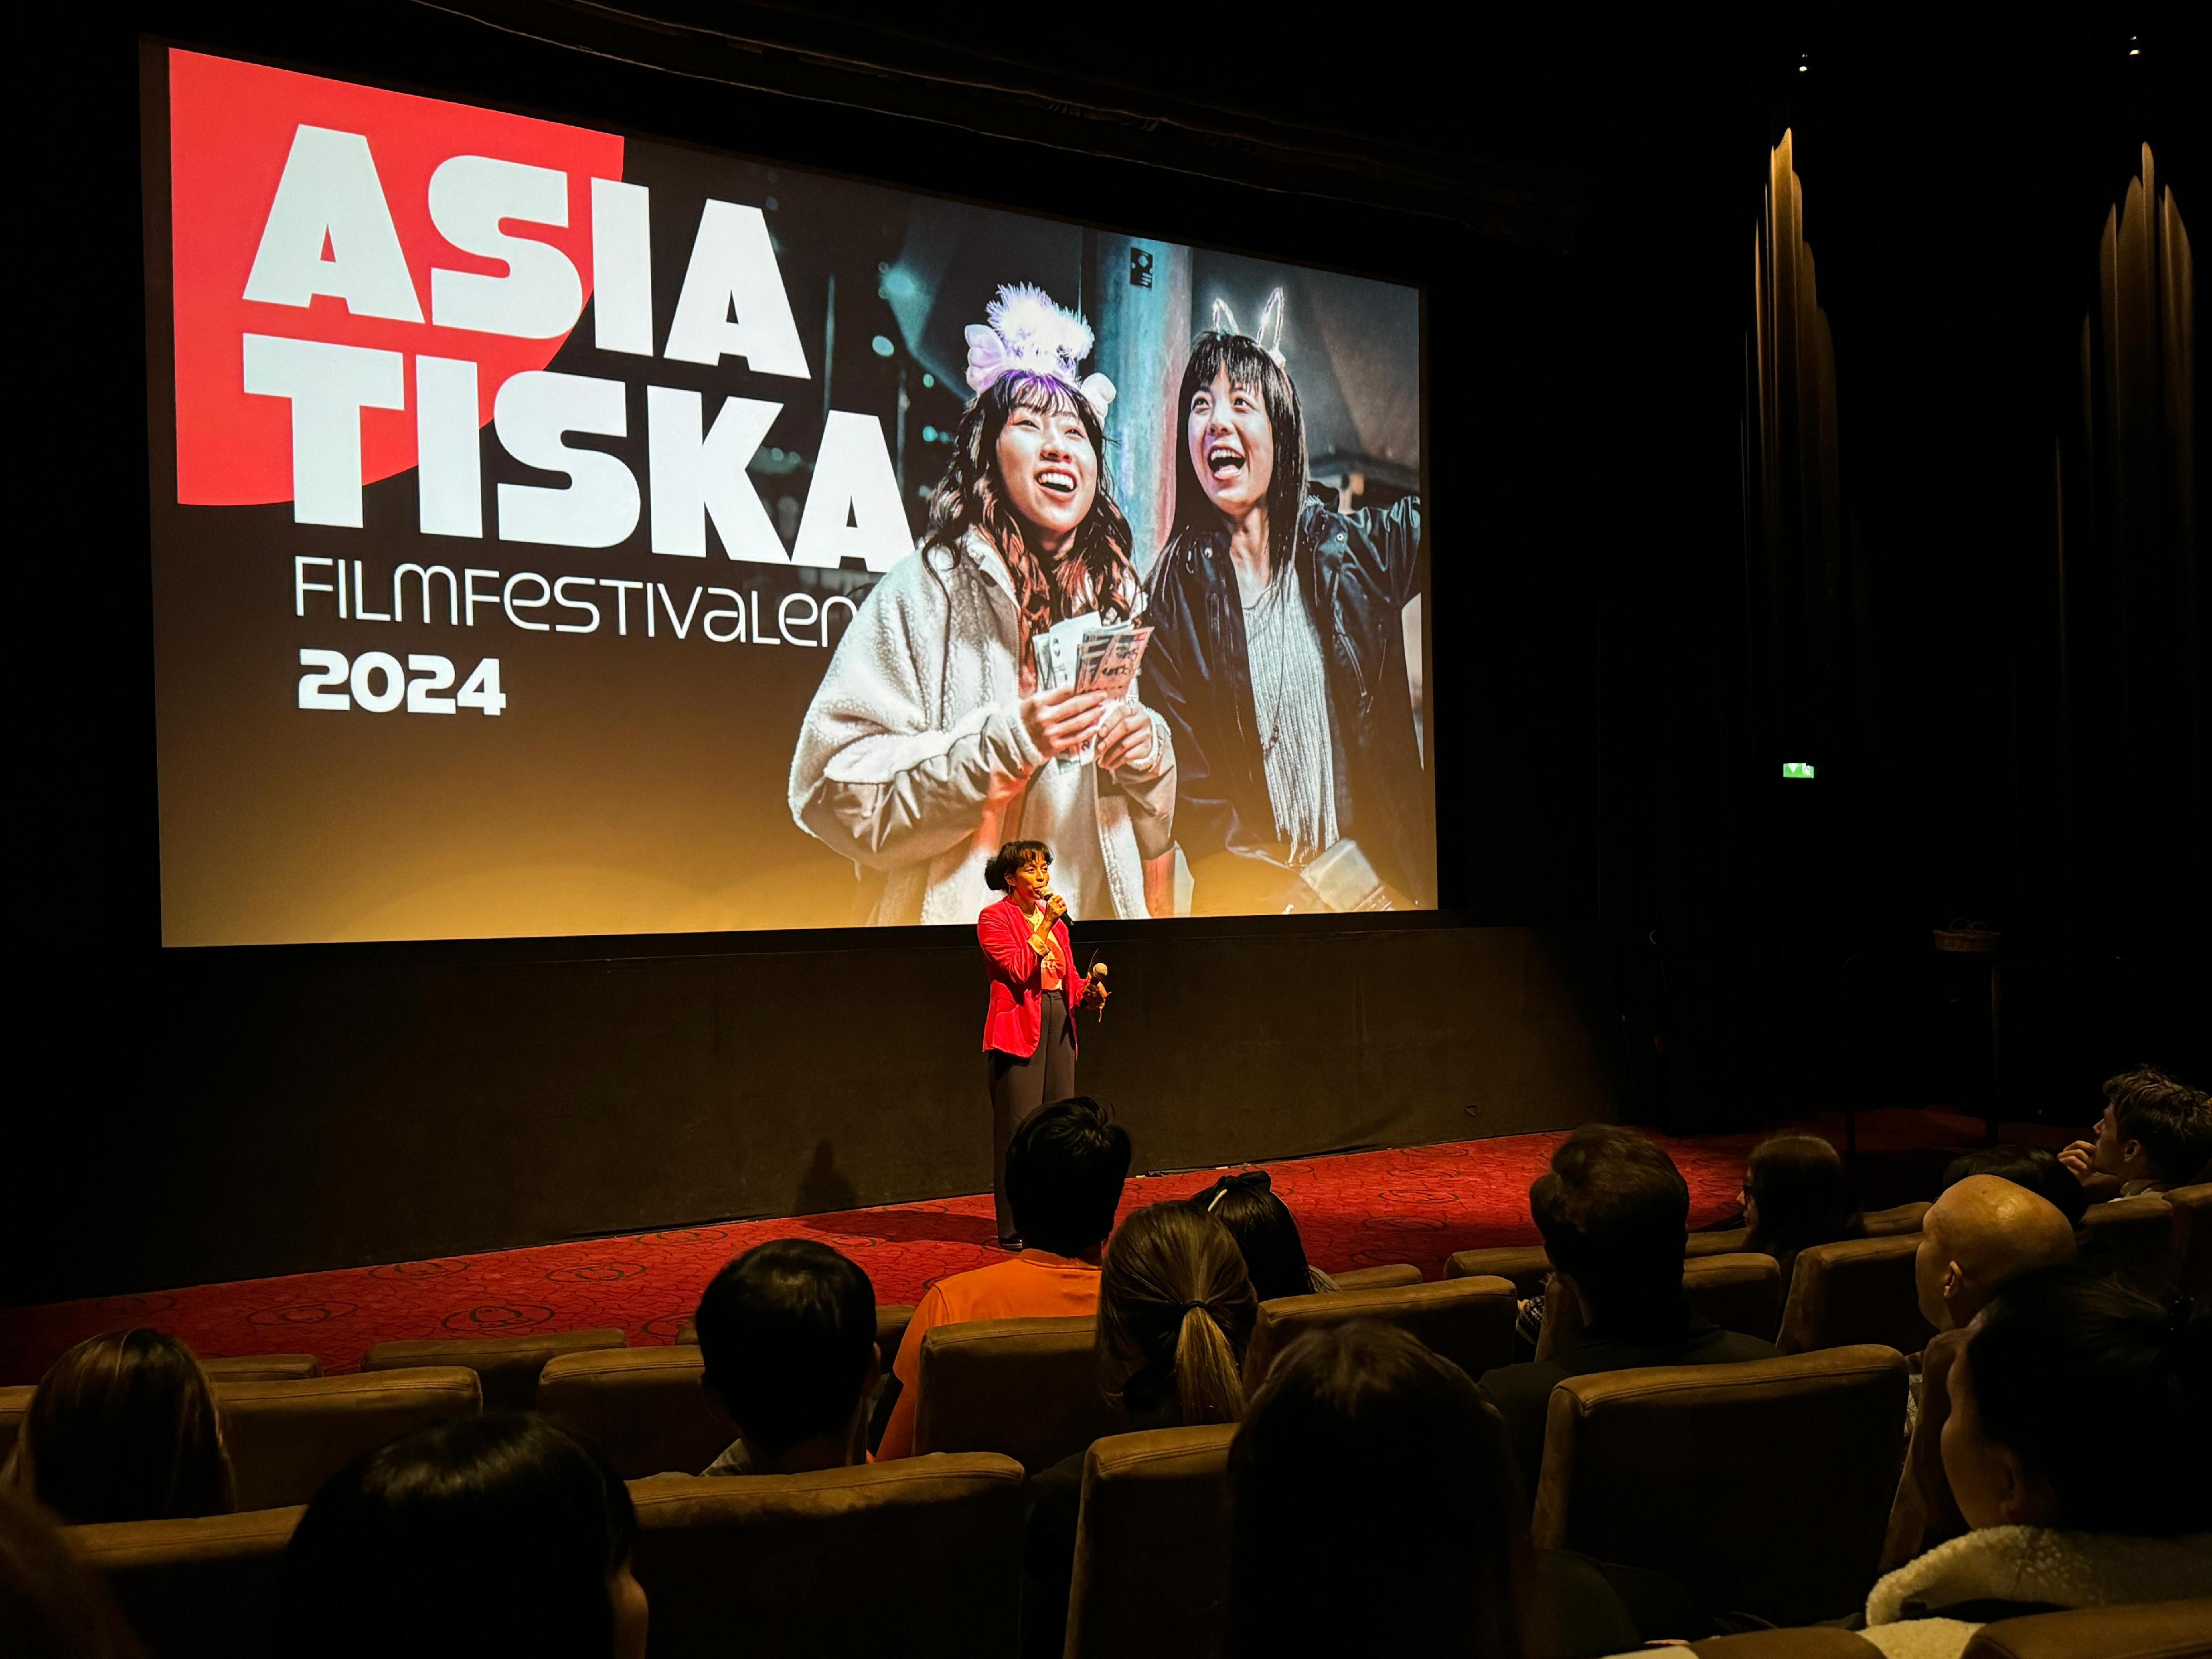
[55,1342,2202,1659]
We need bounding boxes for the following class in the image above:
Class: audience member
[1022,1203,1258,1658]
[0,1488,148,1658]
[1478,1125,1776,1495]
[2059,1066,2212,1201]
[1861,1267,2211,1658]
[692,1239,877,1476]
[1,1330,232,1525]
[875,1096,1132,1460]
[276,1413,646,1659]
[1190,1170,1338,1300]
[1229,1322,1533,1659]
[1739,1133,1864,1286]
[1940,1146,2088,1228]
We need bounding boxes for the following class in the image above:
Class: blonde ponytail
[1173,1305,1248,1426]
[1097,1205,1260,1425]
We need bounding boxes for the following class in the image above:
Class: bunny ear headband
[963,283,1117,422]
[1210,286,1287,367]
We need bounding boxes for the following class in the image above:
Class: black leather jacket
[1140,492,1433,905]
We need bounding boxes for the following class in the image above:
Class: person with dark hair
[2059,1066,2212,1199]
[875,1097,1133,1461]
[791,284,1173,927]
[1478,1125,1776,1496]
[1228,1322,1532,1659]
[2,1330,232,1525]
[979,839,1109,1246]
[1141,314,1430,912]
[691,1240,878,1477]
[1021,1204,1258,1657]
[1191,1170,1338,1300]
[1941,1146,2090,1228]
[1739,1133,1864,1287]
[276,1413,647,1659]
[1860,1268,2211,1657]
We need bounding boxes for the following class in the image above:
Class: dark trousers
[989,990,1076,1244]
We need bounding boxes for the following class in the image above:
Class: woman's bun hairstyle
[984,840,1052,892]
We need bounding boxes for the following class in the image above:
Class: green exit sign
[1782,761,1816,779]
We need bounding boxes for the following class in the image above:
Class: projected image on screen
[148,48,1428,945]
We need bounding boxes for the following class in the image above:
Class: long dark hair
[921,372,1136,656]
[1741,1134,1864,1266]
[1193,1172,1316,1303]
[1164,331,1309,585]
[12,1329,233,1524]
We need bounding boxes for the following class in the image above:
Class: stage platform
[0,1109,2030,1383]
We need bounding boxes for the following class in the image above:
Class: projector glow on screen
[145,48,1431,945]
[1782,762,1817,779]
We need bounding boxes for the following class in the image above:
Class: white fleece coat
[789,532,1173,926]
[1858,1526,2212,1659]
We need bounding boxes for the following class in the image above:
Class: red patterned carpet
[1,1128,1769,1383]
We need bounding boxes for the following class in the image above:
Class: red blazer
[978,896,1089,1057]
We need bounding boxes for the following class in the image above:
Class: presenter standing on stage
[979,840,1108,1248]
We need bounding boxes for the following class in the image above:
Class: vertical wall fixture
[1089,235,1192,578]
[1744,128,1844,784]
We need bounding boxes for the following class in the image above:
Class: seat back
[1861,1201,1932,1238]
[911,1316,1125,1473]
[0,1384,29,1468]
[1684,1253,1786,1343]
[539,1347,730,1480]
[2167,1183,2212,1301]
[1960,1598,2212,1659]
[1689,1632,1883,1657]
[1686,1226,1754,1259]
[1065,1425,1237,1659]
[2079,1194,2177,1291]
[1329,1262,1423,1291]
[1533,1345,1909,1626]
[1776,1235,1934,1356]
[361,1327,627,1412]
[70,1505,304,1659]
[1245,1276,1517,1386]
[201,1354,323,1383]
[219,1368,480,1511]
[1444,1244,1551,1292]
[627,1456,1026,1659]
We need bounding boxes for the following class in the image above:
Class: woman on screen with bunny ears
[789,284,1175,926]
[1140,296,1432,913]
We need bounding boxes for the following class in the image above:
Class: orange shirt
[875,1249,1101,1460]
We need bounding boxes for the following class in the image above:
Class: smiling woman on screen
[789,284,1175,926]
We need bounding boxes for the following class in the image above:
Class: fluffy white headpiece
[964,283,1117,422]
[1211,287,1287,367]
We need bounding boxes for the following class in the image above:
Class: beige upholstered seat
[361,1327,627,1412]
[1862,1201,1932,1238]
[1776,1235,1934,1357]
[2167,1183,2212,1301]
[1533,1345,1910,1626]
[1961,1598,2212,1659]
[1683,1251,1786,1342]
[627,1455,1025,1659]
[1444,1244,1552,1292]
[201,1354,324,1383]
[1687,1226,1755,1259]
[1328,1262,1423,1291]
[539,1345,730,1481]
[1689,1632,1882,1657]
[2079,1194,2177,1290]
[0,1384,29,1468]
[1244,1275,1517,1386]
[911,1316,1126,1474]
[1063,1424,1237,1659]
[220,1367,480,1511]
[70,1505,304,1659]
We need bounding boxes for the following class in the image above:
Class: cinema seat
[2079,1194,2177,1290]
[1687,1226,1754,1258]
[1689,1632,1881,1657]
[540,1346,730,1480]
[1776,1235,1934,1357]
[1683,1251,1786,1342]
[0,1384,29,1466]
[1534,1345,1909,1626]
[678,1303,919,1369]
[1244,1275,1517,1386]
[911,1316,1127,1474]
[627,1455,1025,1659]
[1328,1262,1423,1291]
[1063,1423,1237,1659]
[1961,1598,2212,1659]
[361,1327,627,1411]
[1863,1201,1933,1237]
[70,1505,304,1659]
[219,1367,479,1511]
[201,1353,323,1383]
[1444,1244,1551,1293]
[2167,1183,2212,1300]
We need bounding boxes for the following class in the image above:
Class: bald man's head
[1916,1175,2078,1332]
